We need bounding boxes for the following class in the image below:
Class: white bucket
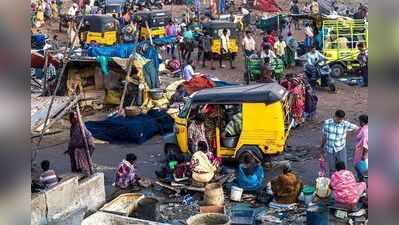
[230,186,243,202]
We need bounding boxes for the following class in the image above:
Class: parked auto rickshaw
[79,15,119,45]
[202,20,240,56]
[163,83,294,162]
[134,10,172,40]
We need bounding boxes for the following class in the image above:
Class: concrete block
[48,206,86,225]
[81,212,171,225]
[31,193,47,225]
[45,176,80,220]
[78,172,106,212]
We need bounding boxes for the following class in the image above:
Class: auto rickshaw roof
[80,15,118,32]
[191,83,288,104]
[202,20,238,30]
[134,10,172,17]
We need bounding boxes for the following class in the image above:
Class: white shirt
[220,34,230,52]
[242,36,256,51]
[68,6,77,16]
[306,51,325,66]
[241,8,250,16]
[260,49,276,59]
[305,26,314,37]
[183,65,194,81]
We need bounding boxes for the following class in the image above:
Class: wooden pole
[75,103,94,175]
[145,20,154,45]
[118,54,136,112]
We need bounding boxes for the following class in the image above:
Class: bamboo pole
[75,103,94,175]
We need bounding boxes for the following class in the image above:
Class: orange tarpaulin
[183,75,215,95]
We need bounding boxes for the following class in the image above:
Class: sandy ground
[32,1,368,198]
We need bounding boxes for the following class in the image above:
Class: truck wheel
[330,63,345,78]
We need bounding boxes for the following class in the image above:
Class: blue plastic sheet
[85,110,174,144]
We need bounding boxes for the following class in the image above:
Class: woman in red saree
[280,74,306,126]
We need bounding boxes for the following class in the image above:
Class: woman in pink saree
[354,115,368,165]
[330,161,366,206]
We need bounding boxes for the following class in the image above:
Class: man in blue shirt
[321,110,359,176]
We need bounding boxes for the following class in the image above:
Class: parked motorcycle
[304,60,336,92]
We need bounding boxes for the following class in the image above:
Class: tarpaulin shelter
[255,0,281,13]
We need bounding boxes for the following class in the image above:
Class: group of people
[32,0,62,27]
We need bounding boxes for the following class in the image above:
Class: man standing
[166,20,177,56]
[242,30,256,57]
[321,110,359,176]
[357,43,368,87]
[220,28,235,69]
[274,36,287,59]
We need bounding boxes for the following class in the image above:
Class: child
[39,160,59,189]
[115,153,139,189]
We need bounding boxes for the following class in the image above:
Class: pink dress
[354,125,368,165]
[331,170,366,205]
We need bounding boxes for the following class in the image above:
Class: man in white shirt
[68,3,78,17]
[242,30,256,57]
[219,29,235,69]
[183,59,195,81]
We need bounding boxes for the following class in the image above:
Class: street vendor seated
[330,161,366,208]
[237,153,265,191]
[190,141,219,184]
[170,84,188,105]
[114,153,140,189]
[271,165,303,204]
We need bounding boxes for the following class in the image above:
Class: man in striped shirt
[321,110,359,176]
[39,160,59,189]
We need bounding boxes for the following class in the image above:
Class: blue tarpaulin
[87,36,177,58]
[85,109,174,144]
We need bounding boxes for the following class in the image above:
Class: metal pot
[222,137,238,148]
[148,88,164,100]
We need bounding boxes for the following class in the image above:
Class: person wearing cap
[271,164,303,204]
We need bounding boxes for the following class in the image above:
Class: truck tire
[235,146,264,163]
[330,63,346,78]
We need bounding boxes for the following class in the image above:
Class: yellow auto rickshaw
[79,15,119,45]
[163,83,294,162]
[202,20,240,56]
[134,10,172,40]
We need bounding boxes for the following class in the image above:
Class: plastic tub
[303,186,315,205]
[230,186,244,202]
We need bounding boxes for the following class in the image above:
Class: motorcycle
[304,60,336,92]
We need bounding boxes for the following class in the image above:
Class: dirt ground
[33,1,368,198]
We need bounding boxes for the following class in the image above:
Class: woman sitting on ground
[237,153,264,191]
[330,161,366,207]
[190,141,218,184]
[271,164,303,204]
